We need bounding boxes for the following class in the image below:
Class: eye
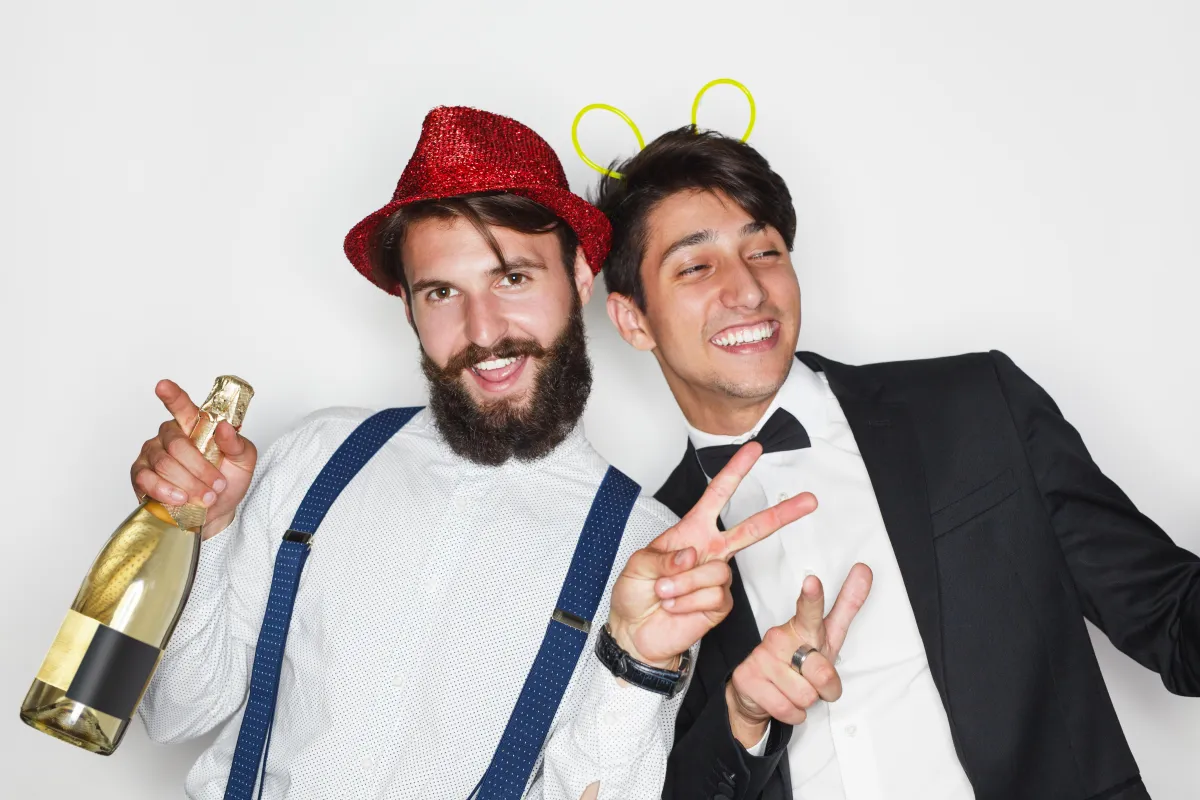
[426,286,460,302]
[500,272,528,286]
[751,249,781,260]
[677,264,710,278]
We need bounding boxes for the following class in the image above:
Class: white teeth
[712,322,776,347]
[474,356,518,371]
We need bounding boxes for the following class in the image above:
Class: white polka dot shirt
[139,407,690,799]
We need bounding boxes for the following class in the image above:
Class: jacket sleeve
[991,349,1200,695]
[663,668,791,799]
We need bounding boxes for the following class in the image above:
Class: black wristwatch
[595,623,693,698]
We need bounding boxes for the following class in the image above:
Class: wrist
[201,512,236,541]
[725,681,769,749]
[606,619,679,670]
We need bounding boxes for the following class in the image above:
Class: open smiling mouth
[469,355,529,391]
[710,320,781,351]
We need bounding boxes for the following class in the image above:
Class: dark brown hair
[591,125,796,310]
[370,192,580,297]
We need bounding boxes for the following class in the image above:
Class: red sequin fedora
[344,106,611,295]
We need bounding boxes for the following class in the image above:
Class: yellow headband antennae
[691,78,756,142]
[571,103,646,180]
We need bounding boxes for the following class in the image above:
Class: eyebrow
[659,230,717,268]
[409,257,548,295]
[658,220,770,269]
[488,256,548,277]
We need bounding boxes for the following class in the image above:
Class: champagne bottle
[20,376,253,755]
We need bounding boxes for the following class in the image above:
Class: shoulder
[259,406,433,469]
[573,445,680,547]
[620,492,680,549]
[850,350,997,385]
[859,350,1039,397]
[813,350,1025,403]
[245,406,430,522]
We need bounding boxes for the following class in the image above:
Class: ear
[606,292,657,352]
[572,246,596,306]
[397,286,417,332]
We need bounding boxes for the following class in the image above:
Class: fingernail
[170,489,186,503]
[202,491,217,506]
[213,478,227,492]
[658,579,674,597]
[662,598,676,610]
[674,550,688,565]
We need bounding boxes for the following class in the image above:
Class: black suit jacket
[656,351,1200,800]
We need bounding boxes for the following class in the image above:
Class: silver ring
[790,644,816,673]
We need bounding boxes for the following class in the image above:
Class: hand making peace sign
[607,442,818,667]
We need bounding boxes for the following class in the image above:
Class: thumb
[213,420,257,471]
[655,547,697,578]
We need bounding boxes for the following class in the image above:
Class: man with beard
[594,128,1199,800]
[127,107,814,800]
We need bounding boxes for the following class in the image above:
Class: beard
[420,299,592,466]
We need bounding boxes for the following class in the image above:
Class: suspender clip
[552,608,591,634]
[283,529,313,547]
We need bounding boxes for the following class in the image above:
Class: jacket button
[717,781,735,794]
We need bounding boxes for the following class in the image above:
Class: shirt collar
[685,356,830,449]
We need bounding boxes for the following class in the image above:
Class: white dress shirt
[686,361,975,800]
[140,407,687,800]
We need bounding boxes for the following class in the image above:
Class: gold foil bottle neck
[163,376,254,531]
[199,375,253,429]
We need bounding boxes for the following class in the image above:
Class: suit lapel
[654,443,763,667]
[797,352,946,697]
[657,354,947,699]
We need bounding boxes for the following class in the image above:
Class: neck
[668,375,780,437]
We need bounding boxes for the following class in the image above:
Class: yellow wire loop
[691,78,756,142]
[571,103,646,179]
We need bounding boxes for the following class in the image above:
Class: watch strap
[595,623,691,698]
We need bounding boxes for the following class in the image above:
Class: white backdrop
[2,1,1197,797]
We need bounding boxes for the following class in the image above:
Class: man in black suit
[592,126,1200,800]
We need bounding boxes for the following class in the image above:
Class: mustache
[433,337,549,379]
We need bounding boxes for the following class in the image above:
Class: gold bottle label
[36,610,100,692]
[163,375,254,531]
[35,609,164,720]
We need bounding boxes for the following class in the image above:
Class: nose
[463,292,509,349]
[718,258,767,311]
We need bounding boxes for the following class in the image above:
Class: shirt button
[776,491,789,504]
[844,724,858,737]
[423,576,440,595]
[359,755,377,772]
[835,655,843,666]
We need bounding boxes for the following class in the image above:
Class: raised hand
[727,564,873,746]
[129,380,258,539]
[607,442,818,667]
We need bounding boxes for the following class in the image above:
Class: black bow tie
[694,408,812,477]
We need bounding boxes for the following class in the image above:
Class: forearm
[725,681,769,748]
[1171,581,1200,694]
[665,674,789,799]
[534,649,691,800]
[990,350,1200,695]
[138,527,251,742]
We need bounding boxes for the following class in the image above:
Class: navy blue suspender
[222,408,640,800]
[473,465,639,799]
